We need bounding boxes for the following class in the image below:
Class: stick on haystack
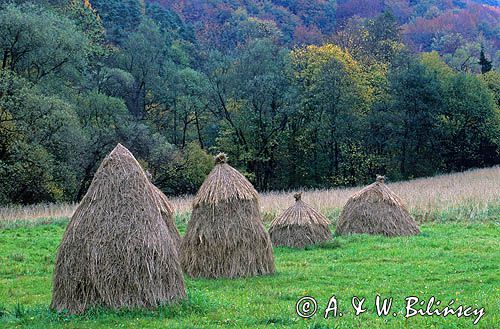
[181,153,275,278]
[336,175,420,236]
[51,144,186,314]
[269,193,332,248]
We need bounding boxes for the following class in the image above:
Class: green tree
[333,12,403,65]
[151,142,213,195]
[115,19,169,118]
[479,47,493,74]
[0,3,88,83]
[371,52,445,179]
[89,0,144,44]
[170,68,210,148]
[208,8,283,51]
[0,70,85,204]
[74,91,132,198]
[365,12,402,63]
[479,70,500,107]
[421,52,499,169]
[145,2,196,44]
[291,44,372,186]
[65,0,108,60]
[441,74,499,170]
[208,39,292,189]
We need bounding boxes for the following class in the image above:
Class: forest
[0,0,499,205]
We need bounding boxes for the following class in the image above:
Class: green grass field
[0,212,499,328]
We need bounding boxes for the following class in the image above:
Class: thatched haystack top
[269,194,332,248]
[335,176,420,236]
[270,194,330,227]
[349,177,405,208]
[97,143,146,179]
[193,153,258,205]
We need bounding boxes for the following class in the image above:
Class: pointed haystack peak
[376,175,385,184]
[108,143,131,159]
[214,152,227,164]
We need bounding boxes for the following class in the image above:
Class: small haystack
[269,193,332,248]
[336,175,420,236]
[51,144,186,314]
[181,153,275,278]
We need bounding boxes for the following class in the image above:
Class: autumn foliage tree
[0,0,498,205]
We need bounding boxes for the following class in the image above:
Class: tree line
[0,1,498,205]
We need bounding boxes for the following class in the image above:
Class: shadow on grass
[305,239,342,251]
[0,289,217,325]
[0,217,70,230]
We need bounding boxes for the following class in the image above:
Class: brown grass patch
[1,167,499,222]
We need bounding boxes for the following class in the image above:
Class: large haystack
[269,193,332,248]
[51,144,186,314]
[336,176,420,236]
[181,153,275,278]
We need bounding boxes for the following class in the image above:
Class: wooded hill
[0,0,498,205]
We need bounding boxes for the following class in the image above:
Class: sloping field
[0,167,498,328]
[1,167,499,222]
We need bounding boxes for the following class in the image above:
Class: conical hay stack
[269,193,332,248]
[51,144,186,314]
[151,184,182,249]
[336,176,420,236]
[181,153,275,278]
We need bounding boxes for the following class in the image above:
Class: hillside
[146,0,500,53]
[1,1,499,206]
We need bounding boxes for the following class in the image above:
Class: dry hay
[181,153,275,278]
[51,144,186,314]
[336,176,420,236]
[269,193,332,248]
[150,184,181,249]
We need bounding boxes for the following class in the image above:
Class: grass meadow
[0,167,499,328]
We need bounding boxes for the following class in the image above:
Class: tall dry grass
[0,203,77,222]
[1,166,499,222]
[261,166,500,221]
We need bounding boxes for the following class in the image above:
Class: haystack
[180,153,275,278]
[51,144,186,314]
[336,176,420,236]
[269,193,332,248]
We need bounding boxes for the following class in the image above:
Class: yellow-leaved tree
[290,44,375,185]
